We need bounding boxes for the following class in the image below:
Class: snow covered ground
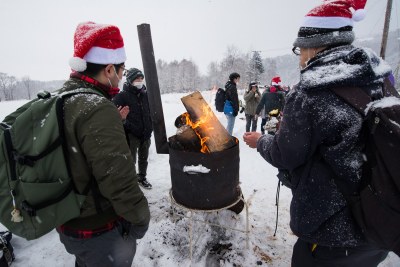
[1,92,399,266]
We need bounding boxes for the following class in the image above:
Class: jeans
[291,238,388,267]
[245,114,258,132]
[127,133,151,179]
[225,114,236,135]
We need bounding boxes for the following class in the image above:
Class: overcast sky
[0,0,399,81]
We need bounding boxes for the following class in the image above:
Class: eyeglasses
[121,65,128,77]
[292,47,300,56]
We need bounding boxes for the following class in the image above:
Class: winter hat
[126,68,145,84]
[293,0,367,48]
[271,76,282,86]
[248,81,258,90]
[69,21,127,72]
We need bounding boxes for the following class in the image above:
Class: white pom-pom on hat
[69,57,87,72]
[352,8,366,22]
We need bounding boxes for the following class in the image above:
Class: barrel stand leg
[189,210,193,262]
[245,198,249,249]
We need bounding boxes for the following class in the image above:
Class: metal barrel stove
[138,23,241,210]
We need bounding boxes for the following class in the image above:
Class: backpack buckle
[21,201,36,217]
[12,152,35,167]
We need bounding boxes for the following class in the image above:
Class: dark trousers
[291,238,388,267]
[245,114,258,132]
[260,118,267,134]
[58,221,148,267]
[127,133,151,178]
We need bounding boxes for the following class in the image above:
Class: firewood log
[181,91,236,152]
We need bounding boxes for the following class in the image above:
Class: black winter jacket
[113,83,153,141]
[256,90,285,115]
[256,45,392,247]
[225,81,239,116]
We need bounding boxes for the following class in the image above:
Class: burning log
[169,124,202,152]
[181,91,236,153]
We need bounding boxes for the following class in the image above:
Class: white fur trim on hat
[83,46,126,65]
[352,9,366,22]
[302,16,353,29]
[69,57,87,72]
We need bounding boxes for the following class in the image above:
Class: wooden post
[380,0,393,60]
[181,91,236,152]
[137,23,169,154]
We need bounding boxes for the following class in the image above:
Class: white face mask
[118,77,126,89]
[113,66,124,89]
[133,81,144,89]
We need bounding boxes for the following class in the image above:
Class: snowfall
[1,91,399,267]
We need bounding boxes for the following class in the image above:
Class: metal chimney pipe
[137,23,169,154]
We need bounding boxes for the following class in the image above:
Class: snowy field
[0,91,399,266]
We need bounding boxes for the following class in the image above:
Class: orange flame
[182,104,215,153]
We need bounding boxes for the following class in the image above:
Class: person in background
[223,72,240,135]
[57,22,150,267]
[113,68,153,190]
[243,82,261,132]
[243,0,390,266]
[255,77,285,134]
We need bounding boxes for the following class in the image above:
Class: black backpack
[331,79,400,256]
[215,88,226,112]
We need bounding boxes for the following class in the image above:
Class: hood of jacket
[299,45,392,91]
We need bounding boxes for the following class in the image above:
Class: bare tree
[21,76,32,99]
[262,58,278,85]
[0,72,6,101]
[0,73,18,101]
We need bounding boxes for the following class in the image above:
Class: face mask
[133,81,144,89]
[113,66,123,89]
[118,77,126,89]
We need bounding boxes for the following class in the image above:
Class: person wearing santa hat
[56,22,150,267]
[244,0,391,266]
[255,76,285,135]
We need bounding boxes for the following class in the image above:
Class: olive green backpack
[0,89,100,240]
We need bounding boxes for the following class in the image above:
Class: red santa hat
[294,0,367,48]
[69,22,127,72]
[271,76,282,86]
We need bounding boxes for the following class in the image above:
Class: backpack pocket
[356,186,400,255]
[5,181,85,240]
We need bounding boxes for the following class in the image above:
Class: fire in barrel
[169,91,242,210]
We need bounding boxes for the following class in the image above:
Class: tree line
[1,31,399,101]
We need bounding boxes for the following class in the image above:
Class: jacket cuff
[257,134,274,153]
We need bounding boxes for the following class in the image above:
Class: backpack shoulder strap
[383,77,400,97]
[329,87,372,116]
[59,88,104,99]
